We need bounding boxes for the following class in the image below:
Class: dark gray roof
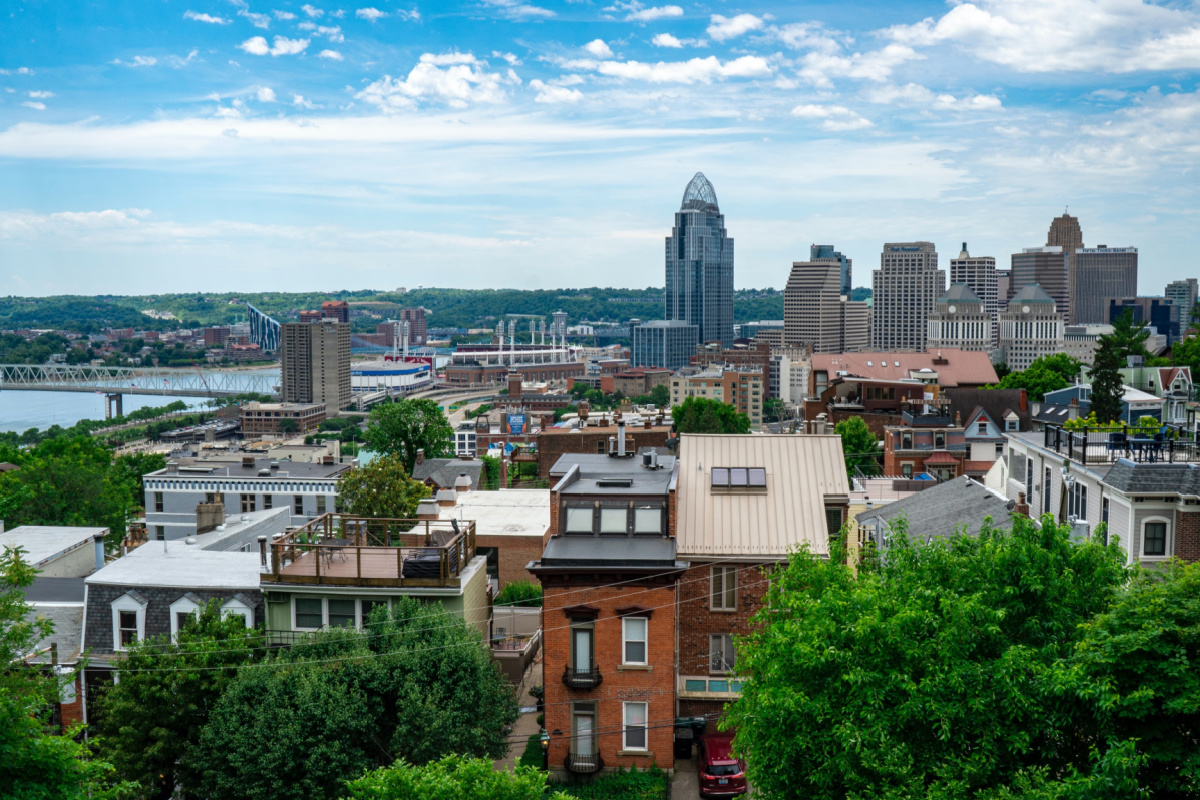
[1009,284,1056,304]
[539,535,682,568]
[939,283,983,303]
[1032,404,1075,423]
[412,458,484,490]
[1103,460,1200,495]
[860,477,1016,545]
[154,458,348,479]
[25,604,84,663]
[551,452,677,496]
[25,577,86,603]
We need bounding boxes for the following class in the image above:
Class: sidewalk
[494,656,543,772]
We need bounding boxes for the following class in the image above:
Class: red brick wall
[1176,510,1200,563]
[676,561,771,679]
[60,676,84,728]
[542,581,678,774]
[536,429,672,478]
[475,533,544,587]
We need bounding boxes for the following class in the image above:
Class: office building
[785,254,870,353]
[281,319,352,411]
[1072,246,1138,324]
[735,320,783,340]
[872,241,944,351]
[949,244,998,342]
[398,307,428,345]
[298,310,323,323]
[670,365,764,427]
[632,320,700,371]
[1010,247,1069,321]
[1108,297,1182,345]
[665,172,734,347]
[996,270,1011,312]
[246,302,281,351]
[1064,324,1114,366]
[810,243,851,295]
[240,402,327,437]
[1166,279,1198,328]
[998,285,1064,371]
[926,284,993,354]
[320,300,350,324]
[1047,212,1084,322]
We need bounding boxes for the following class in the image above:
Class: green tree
[193,598,518,800]
[671,396,751,434]
[762,397,785,425]
[93,601,261,799]
[993,353,1082,401]
[1106,309,1151,362]
[726,514,1130,800]
[343,756,569,800]
[1090,328,1126,425]
[335,453,430,519]
[494,580,542,607]
[647,383,670,407]
[362,399,454,472]
[834,416,878,478]
[278,418,298,435]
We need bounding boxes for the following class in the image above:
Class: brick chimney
[416,448,425,465]
[1068,398,1079,420]
[1013,491,1030,518]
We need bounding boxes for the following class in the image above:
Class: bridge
[0,364,278,409]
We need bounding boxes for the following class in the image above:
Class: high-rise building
[1166,278,1198,328]
[926,284,993,354]
[809,244,851,296]
[398,307,428,345]
[998,285,1064,371]
[551,310,569,339]
[1108,296,1182,345]
[281,319,352,411]
[871,241,944,351]
[996,270,1011,312]
[320,300,350,324]
[1047,212,1084,322]
[784,255,870,353]
[298,310,323,323]
[949,243,998,343]
[665,172,734,347]
[1072,246,1138,324]
[1010,247,1069,321]
[246,302,281,351]
[632,320,699,371]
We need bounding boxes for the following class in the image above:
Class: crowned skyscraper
[665,172,734,348]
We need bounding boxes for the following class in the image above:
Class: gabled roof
[675,434,849,558]
[1009,284,1056,304]
[939,283,983,303]
[813,349,999,388]
[858,477,1015,545]
[412,458,484,490]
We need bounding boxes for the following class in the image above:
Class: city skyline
[4,1,1200,295]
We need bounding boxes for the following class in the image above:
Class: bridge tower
[105,393,123,419]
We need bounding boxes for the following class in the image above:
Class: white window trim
[621,616,648,666]
[622,701,648,751]
[169,596,200,641]
[221,597,254,629]
[111,593,147,652]
[1140,516,1173,560]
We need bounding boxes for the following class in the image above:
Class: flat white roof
[440,489,549,539]
[0,526,105,568]
[86,544,261,590]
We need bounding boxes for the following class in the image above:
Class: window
[825,507,844,537]
[711,467,766,490]
[623,702,648,751]
[1102,497,1109,526]
[935,432,946,448]
[263,494,273,510]
[600,507,627,533]
[901,432,913,449]
[976,422,988,435]
[119,611,139,647]
[571,622,594,672]
[316,496,327,515]
[596,440,606,454]
[573,704,596,755]
[154,491,164,513]
[221,598,254,629]
[634,507,661,534]
[155,525,165,541]
[328,598,355,627]
[1143,521,1168,557]
[361,599,388,625]
[169,595,200,640]
[747,468,766,487]
[1044,468,1052,513]
[240,493,256,513]
[711,467,729,486]
[622,617,647,665]
[565,507,593,534]
[294,495,304,515]
[711,566,737,611]
[710,633,736,674]
[1026,459,1034,492]
[175,611,194,634]
[1006,419,1018,432]
[111,592,146,651]
[995,444,1005,460]
[295,597,323,629]
[901,462,913,478]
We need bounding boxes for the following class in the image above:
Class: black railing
[562,665,603,689]
[566,752,604,773]
[1043,423,1200,465]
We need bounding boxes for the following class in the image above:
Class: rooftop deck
[1042,423,1200,466]
[263,514,476,588]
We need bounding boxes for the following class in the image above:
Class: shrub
[495,580,543,607]
[553,766,667,799]
[517,733,544,771]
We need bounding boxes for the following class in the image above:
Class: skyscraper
[665,172,734,348]
[632,320,699,371]
[926,284,993,354]
[1166,278,1198,327]
[281,318,352,411]
[1046,212,1084,322]
[871,241,944,351]
[1010,247,1069,321]
[1072,246,1138,324]
[809,244,851,296]
[949,243,998,343]
[784,255,868,353]
[398,306,428,345]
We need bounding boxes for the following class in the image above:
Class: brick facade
[475,532,544,587]
[1176,509,1200,563]
[537,427,673,479]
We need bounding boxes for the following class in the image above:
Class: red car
[698,733,747,798]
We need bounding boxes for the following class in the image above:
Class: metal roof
[675,434,849,558]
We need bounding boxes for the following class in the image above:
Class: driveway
[672,751,753,798]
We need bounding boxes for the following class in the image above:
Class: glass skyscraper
[810,244,852,296]
[665,172,734,348]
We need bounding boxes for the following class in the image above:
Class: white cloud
[256,86,277,102]
[164,49,201,68]
[111,55,158,67]
[0,67,33,76]
[493,51,522,65]
[292,93,317,108]
[772,22,842,54]
[28,91,55,98]
[530,79,584,103]
[230,1,273,28]
[303,24,344,41]
[707,13,764,42]
[396,8,420,20]
[593,55,772,83]
[184,10,231,24]
[482,0,555,19]
[791,103,873,131]
[357,52,508,110]
[301,4,323,17]
[318,49,344,60]
[240,36,310,56]
[583,39,613,58]
[865,82,1002,110]
[356,7,386,21]
[21,101,46,110]
[607,2,682,22]
[274,9,297,19]
[651,33,682,48]
[797,43,921,87]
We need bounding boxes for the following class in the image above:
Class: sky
[2,0,1199,297]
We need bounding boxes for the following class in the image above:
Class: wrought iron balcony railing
[562,665,603,690]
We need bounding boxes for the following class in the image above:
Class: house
[537,412,674,479]
[960,407,1010,478]
[882,399,968,480]
[437,487,549,590]
[943,387,1030,433]
[856,476,1015,552]
[412,455,485,492]
[528,452,686,778]
[1042,384,1164,425]
[673,434,850,731]
[809,348,999,398]
[802,376,929,436]
[1079,363,1194,426]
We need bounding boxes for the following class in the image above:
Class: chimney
[644,418,651,429]
[499,453,508,489]
[258,535,268,568]
[1014,491,1030,518]
[416,498,440,520]
[454,472,472,493]
[93,533,106,572]
[617,420,627,456]
[436,489,457,507]
[954,410,962,427]
[416,448,425,465]
[1068,398,1079,420]
[608,435,616,455]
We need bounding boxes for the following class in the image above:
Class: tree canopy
[336,453,430,519]
[671,396,751,434]
[835,416,879,478]
[344,756,569,800]
[1090,328,1127,425]
[991,353,1081,401]
[362,399,454,473]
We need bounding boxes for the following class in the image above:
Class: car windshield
[706,763,741,777]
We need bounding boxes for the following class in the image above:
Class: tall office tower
[1046,212,1084,322]
[784,257,868,353]
[926,284,993,354]
[281,318,352,411]
[665,172,734,348]
[1072,246,1138,324]
[1108,296,1182,345]
[809,244,852,296]
[1166,278,1199,327]
[398,306,427,345]
[320,300,350,324]
[1010,247,1069,321]
[999,285,1064,371]
[949,243,998,343]
[871,241,944,351]
[632,320,699,371]
[996,270,1011,312]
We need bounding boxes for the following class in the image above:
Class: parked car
[698,733,747,798]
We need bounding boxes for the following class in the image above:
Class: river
[0,367,280,434]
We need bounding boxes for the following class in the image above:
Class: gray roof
[25,577,87,603]
[859,477,1016,545]
[551,453,677,496]
[152,458,347,479]
[539,535,682,568]
[1032,404,1075,423]
[25,604,84,664]
[1009,284,1056,304]
[412,458,484,490]
[1103,460,1200,495]
[939,283,983,303]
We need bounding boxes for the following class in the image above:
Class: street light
[541,729,551,770]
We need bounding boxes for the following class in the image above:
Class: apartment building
[239,402,327,437]
[783,253,869,353]
[669,365,764,427]
[281,318,352,411]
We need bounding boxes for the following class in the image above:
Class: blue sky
[2,0,1199,296]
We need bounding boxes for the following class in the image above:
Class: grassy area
[517,733,543,770]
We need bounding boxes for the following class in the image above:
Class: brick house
[673,434,850,731]
[528,452,686,778]
[883,400,968,480]
[537,414,673,480]
[802,376,928,436]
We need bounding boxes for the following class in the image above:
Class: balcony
[562,665,603,690]
[1042,423,1200,466]
[262,514,476,588]
[565,752,604,774]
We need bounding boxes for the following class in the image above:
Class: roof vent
[597,477,634,487]
[258,469,271,476]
